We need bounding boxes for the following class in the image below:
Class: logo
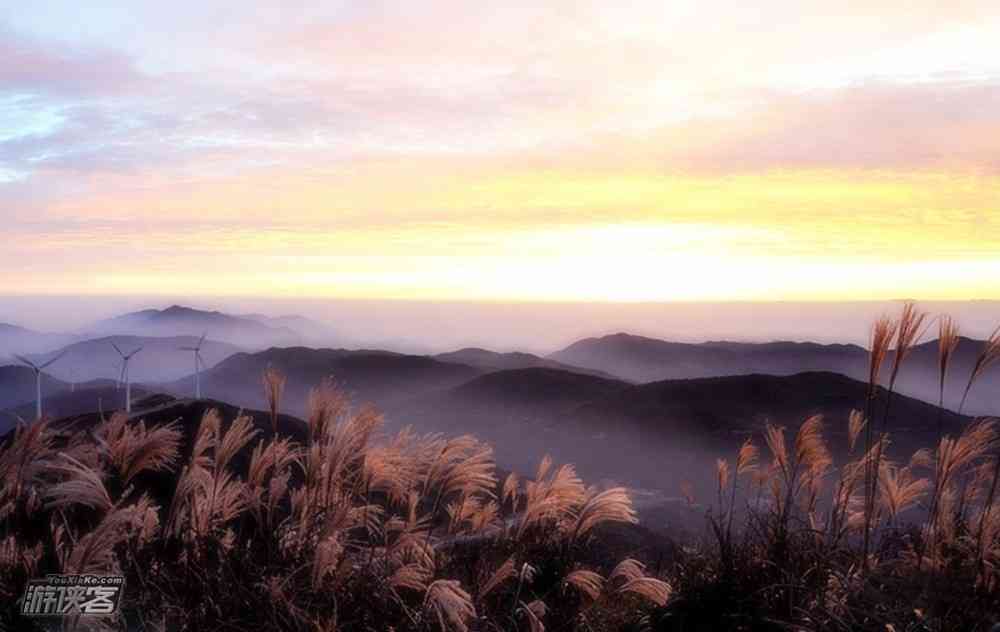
[21,575,124,617]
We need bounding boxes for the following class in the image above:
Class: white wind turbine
[14,351,67,420]
[179,333,207,399]
[112,342,143,413]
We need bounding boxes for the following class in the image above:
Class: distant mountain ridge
[550,332,999,415]
[238,313,338,345]
[0,322,78,356]
[164,346,485,415]
[434,347,620,380]
[85,305,302,348]
[551,333,868,382]
[27,335,241,383]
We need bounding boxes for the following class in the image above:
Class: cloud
[2,2,1000,300]
[0,23,143,97]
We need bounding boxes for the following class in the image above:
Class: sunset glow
[3,1,999,300]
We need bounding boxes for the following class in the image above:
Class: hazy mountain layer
[25,335,241,383]
[550,332,1000,416]
[434,347,620,379]
[85,305,302,348]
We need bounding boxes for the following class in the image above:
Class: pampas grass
[617,577,672,606]
[563,569,604,601]
[959,324,1000,414]
[424,579,476,632]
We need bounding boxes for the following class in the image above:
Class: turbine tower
[179,334,207,399]
[14,351,67,420]
[112,342,143,413]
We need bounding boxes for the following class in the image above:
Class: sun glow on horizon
[2,2,999,301]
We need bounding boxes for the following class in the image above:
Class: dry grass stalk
[680,480,695,507]
[424,579,476,632]
[479,556,515,598]
[563,569,604,601]
[609,558,646,585]
[262,365,287,434]
[877,463,929,523]
[99,413,182,486]
[716,458,730,505]
[617,577,672,606]
[959,325,1000,414]
[502,472,519,510]
[389,562,431,593]
[43,454,114,513]
[937,316,960,410]
[520,600,547,632]
[848,410,866,453]
[571,486,637,541]
[516,457,585,540]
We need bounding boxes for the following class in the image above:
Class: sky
[2,1,1000,302]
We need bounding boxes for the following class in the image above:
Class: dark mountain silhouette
[164,347,484,415]
[394,368,630,478]
[0,365,70,412]
[550,333,869,383]
[434,347,620,379]
[86,305,301,348]
[0,322,77,356]
[26,335,241,384]
[398,368,969,495]
[573,371,965,454]
[0,381,149,435]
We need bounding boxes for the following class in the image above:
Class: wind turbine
[14,351,67,420]
[179,334,207,399]
[112,342,143,413]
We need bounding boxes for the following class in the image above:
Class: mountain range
[548,332,999,416]
[164,346,485,414]
[83,305,304,348]
[433,347,619,379]
[0,322,78,356]
[2,303,997,482]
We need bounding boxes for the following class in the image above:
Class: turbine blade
[179,347,197,351]
[13,354,38,370]
[39,350,67,369]
[197,333,207,349]
[111,342,124,357]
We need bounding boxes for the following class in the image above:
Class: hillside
[550,332,1000,416]
[550,333,869,383]
[0,322,77,356]
[165,346,484,415]
[239,313,339,346]
[886,336,1000,416]
[0,381,149,435]
[0,365,69,412]
[398,368,969,493]
[434,347,620,379]
[24,334,241,383]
